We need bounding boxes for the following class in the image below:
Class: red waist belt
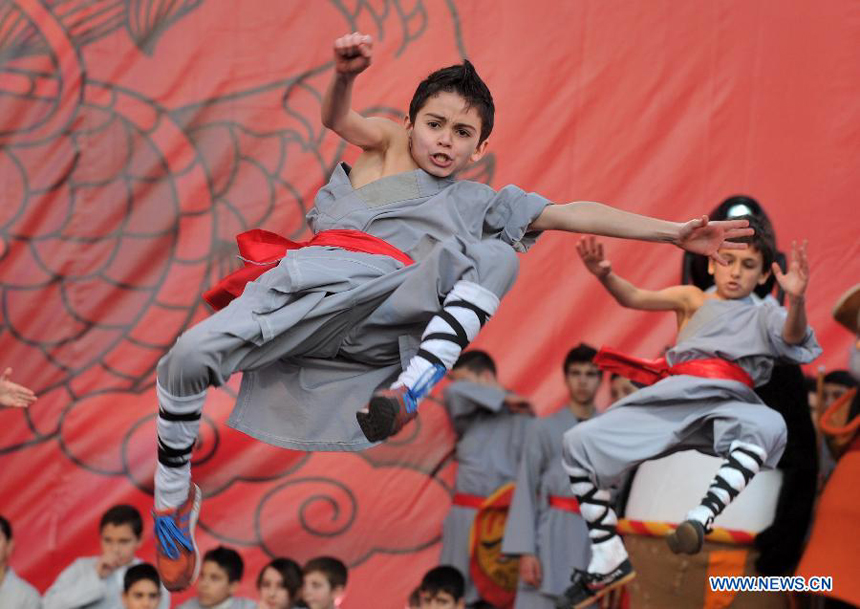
[594,346,754,388]
[453,493,513,509]
[548,495,581,513]
[203,228,415,311]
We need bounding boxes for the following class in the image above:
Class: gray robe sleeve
[442,381,507,436]
[480,184,551,252]
[502,419,544,555]
[760,301,822,364]
[0,569,42,609]
[42,559,106,609]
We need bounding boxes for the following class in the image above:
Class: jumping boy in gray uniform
[502,345,600,609]
[152,32,755,589]
[556,224,821,609]
[439,350,532,607]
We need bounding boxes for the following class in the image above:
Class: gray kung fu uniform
[158,164,549,451]
[439,380,533,605]
[503,408,591,609]
[563,298,822,489]
[176,597,256,609]
[0,568,41,609]
[42,557,170,609]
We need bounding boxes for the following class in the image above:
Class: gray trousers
[157,237,519,400]
[562,397,787,490]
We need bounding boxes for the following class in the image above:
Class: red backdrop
[1,1,858,606]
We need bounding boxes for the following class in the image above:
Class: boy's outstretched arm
[578,237,701,313]
[321,32,399,150]
[530,201,752,264]
[773,240,810,344]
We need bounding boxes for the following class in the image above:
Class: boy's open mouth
[431,152,453,167]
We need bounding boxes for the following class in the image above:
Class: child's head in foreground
[405,61,494,178]
[302,556,347,609]
[197,546,244,607]
[99,504,144,568]
[122,563,161,609]
[418,565,465,609]
[257,557,303,609]
[709,214,776,300]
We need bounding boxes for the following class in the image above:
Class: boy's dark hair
[303,556,348,589]
[727,214,776,271]
[100,504,143,538]
[409,60,495,143]
[823,370,858,388]
[124,562,161,593]
[419,565,465,601]
[453,350,497,377]
[0,515,11,541]
[257,557,302,598]
[564,343,599,374]
[204,546,244,582]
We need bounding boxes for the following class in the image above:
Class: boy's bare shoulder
[668,284,707,310]
[365,116,407,140]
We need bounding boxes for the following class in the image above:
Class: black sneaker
[356,386,417,442]
[555,559,636,609]
[666,519,708,554]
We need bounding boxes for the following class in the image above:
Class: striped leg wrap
[155,382,206,510]
[688,440,766,529]
[568,467,629,574]
[394,281,498,402]
[569,474,618,544]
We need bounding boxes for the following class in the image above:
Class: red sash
[203,229,414,311]
[548,495,581,514]
[454,493,492,509]
[594,346,754,388]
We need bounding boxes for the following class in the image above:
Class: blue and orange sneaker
[153,483,201,591]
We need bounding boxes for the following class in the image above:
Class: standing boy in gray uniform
[0,515,40,609]
[556,222,821,609]
[152,32,755,589]
[440,350,532,607]
[502,345,601,609]
[43,505,170,609]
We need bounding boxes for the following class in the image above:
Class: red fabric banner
[1,2,858,606]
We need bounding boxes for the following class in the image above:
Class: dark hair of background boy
[453,350,496,377]
[303,556,348,589]
[419,565,465,601]
[100,504,143,537]
[204,546,244,582]
[257,557,303,599]
[124,563,161,593]
[563,343,598,374]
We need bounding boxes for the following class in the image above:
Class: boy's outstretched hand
[334,32,373,76]
[577,236,612,278]
[678,215,754,264]
[0,367,37,408]
[773,240,809,300]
